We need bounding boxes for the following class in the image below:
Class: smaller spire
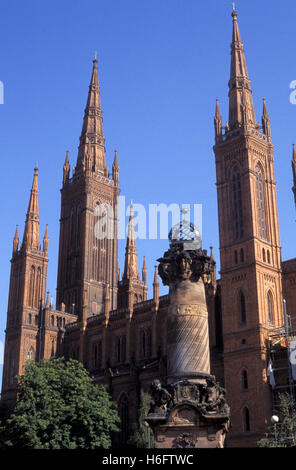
[112,150,119,185]
[214,98,222,142]
[43,224,49,254]
[153,265,159,302]
[123,203,139,280]
[63,150,70,184]
[13,225,19,255]
[262,98,271,139]
[46,291,50,308]
[210,245,214,260]
[142,256,147,285]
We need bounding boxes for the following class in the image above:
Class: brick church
[2,11,296,447]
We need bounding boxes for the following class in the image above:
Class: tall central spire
[228,10,256,129]
[22,167,40,250]
[76,58,106,174]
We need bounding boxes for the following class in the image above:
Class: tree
[0,357,119,449]
[258,393,296,447]
[128,390,154,448]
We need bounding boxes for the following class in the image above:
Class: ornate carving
[147,378,230,421]
[158,246,214,286]
[173,432,196,448]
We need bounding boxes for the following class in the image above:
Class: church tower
[56,58,120,317]
[1,168,48,404]
[213,10,283,446]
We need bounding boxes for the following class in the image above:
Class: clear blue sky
[1,0,296,387]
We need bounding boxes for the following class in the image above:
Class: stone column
[146,226,230,448]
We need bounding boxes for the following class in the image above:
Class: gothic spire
[262,98,271,139]
[214,98,222,142]
[228,10,256,129]
[13,225,19,255]
[63,150,70,184]
[76,58,106,174]
[142,256,147,285]
[153,265,159,302]
[112,150,119,185]
[43,224,49,254]
[22,167,40,250]
[123,203,139,280]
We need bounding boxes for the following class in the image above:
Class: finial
[94,50,98,62]
[232,2,236,11]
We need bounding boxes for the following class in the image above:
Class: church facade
[2,11,296,447]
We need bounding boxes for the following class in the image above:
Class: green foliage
[128,390,154,448]
[258,393,296,447]
[0,357,119,449]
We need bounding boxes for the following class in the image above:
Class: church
[2,10,296,447]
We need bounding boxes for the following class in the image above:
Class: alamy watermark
[94,197,202,241]
[289,80,296,104]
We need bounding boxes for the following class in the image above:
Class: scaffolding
[267,301,296,414]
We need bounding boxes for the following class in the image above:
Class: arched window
[262,248,266,262]
[29,266,35,307]
[118,394,129,446]
[27,346,34,361]
[231,166,244,240]
[240,248,244,263]
[256,165,267,239]
[267,291,274,324]
[51,315,54,326]
[239,291,246,324]
[140,328,152,359]
[267,250,271,264]
[242,369,248,390]
[28,313,32,324]
[115,336,126,364]
[34,267,41,308]
[243,407,250,432]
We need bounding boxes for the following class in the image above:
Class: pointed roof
[262,98,269,119]
[76,58,106,173]
[22,167,40,250]
[228,10,256,129]
[153,264,159,285]
[215,98,221,120]
[123,204,139,280]
[113,149,119,169]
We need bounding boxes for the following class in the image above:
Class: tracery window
[231,166,244,240]
[256,165,267,239]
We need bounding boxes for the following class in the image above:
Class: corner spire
[262,98,271,140]
[153,265,159,302]
[142,256,147,285]
[76,58,106,174]
[13,225,19,255]
[214,98,222,143]
[228,10,256,129]
[22,167,40,250]
[63,150,70,184]
[112,149,119,185]
[43,224,49,254]
[123,203,139,280]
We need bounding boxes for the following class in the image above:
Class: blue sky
[0,0,296,388]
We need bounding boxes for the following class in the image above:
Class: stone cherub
[149,379,173,416]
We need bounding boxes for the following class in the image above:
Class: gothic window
[28,313,32,324]
[28,265,35,307]
[243,407,250,432]
[240,248,244,263]
[34,267,41,308]
[140,328,152,359]
[51,315,54,326]
[267,250,271,264]
[256,165,267,240]
[262,248,266,262]
[231,166,244,240]
[115,335,126,364]
[118,394,129,446]
[27,346,34,361]
[239,291,246,325]
[234,251,238,264]
[267,291,274,324]
[242,369,248,390]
